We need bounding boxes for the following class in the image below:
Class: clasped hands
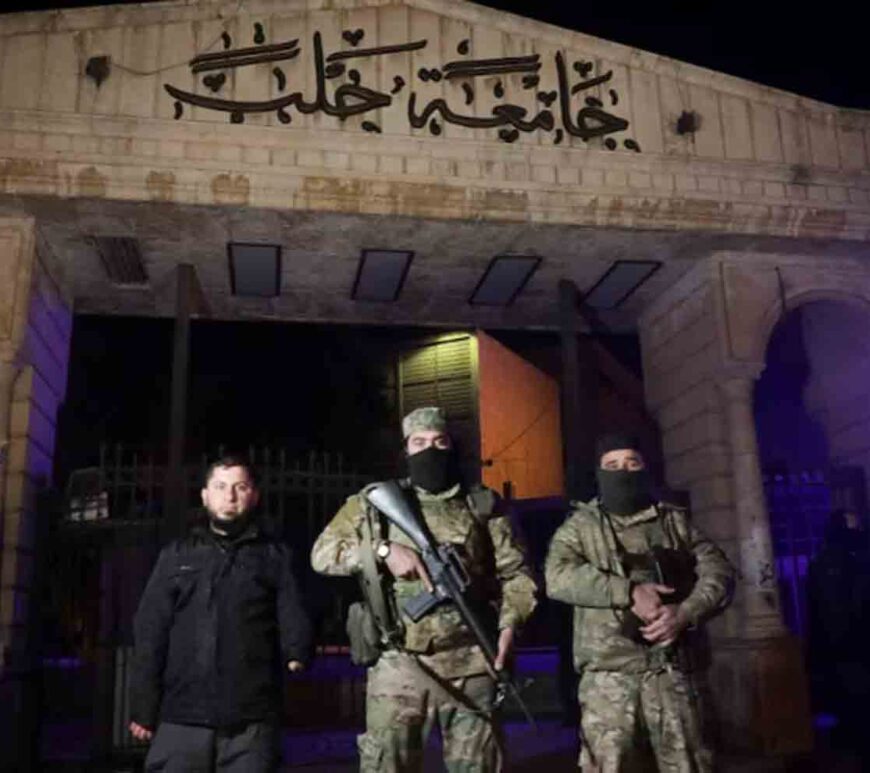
[630,582,689,646]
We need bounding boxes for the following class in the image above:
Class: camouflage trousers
[357,650,503,773]
[577,668,713,773]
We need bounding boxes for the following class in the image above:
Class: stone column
[0,218,34,652]
[710,362,812,757]
[0,221,37,773]
[718,365,786,639]
[0,359,19,623]
[0,360,16,519]
[0,217,73,771]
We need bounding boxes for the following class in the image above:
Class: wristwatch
[376,540,391,560]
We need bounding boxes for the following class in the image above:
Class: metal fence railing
[40,444,569,764]
[39,443,392,764]
[763,465,868,638]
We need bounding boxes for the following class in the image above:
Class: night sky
[3,0,866,108]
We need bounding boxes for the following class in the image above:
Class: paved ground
[41,717,870,771]
[278,722,869,773]
[279,719,578,771]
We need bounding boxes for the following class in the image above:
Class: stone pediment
[2,0,659,150]
[0,0,868,242]
[153,2,643,155]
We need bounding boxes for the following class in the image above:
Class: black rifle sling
[359,491,403,646]
[359,483,495,645]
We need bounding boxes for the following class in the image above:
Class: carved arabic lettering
[163,23,640,151]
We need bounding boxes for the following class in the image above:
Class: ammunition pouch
[346,601,383,667]
[349,484,405,667]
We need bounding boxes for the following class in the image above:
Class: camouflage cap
[401,406,448,438]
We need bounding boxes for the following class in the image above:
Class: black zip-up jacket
[129,518,312,729]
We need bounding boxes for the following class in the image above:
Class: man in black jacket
[129,455,312,772]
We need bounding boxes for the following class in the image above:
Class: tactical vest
[346,481,497,666]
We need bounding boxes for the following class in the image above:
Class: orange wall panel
[477,330,564,498]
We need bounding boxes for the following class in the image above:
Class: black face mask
[407,446,458,493]
[596,468,653,516]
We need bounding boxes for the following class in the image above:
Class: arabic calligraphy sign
[164,25,640,151]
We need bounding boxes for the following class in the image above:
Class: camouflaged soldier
[545,433,734,772]
[311,406,538,773]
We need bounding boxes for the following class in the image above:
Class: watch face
[377,542,390,558]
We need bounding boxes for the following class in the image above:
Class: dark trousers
[144,721,281,772]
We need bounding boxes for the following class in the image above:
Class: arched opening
[754,297,870,742]
[756,299,870,630]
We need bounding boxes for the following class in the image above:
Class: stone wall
[639,256,807,753]
[0,218,72,662]
[639,261,740,637]
[639,253,870,632]
[0,216,72,770]
[638,253,870,754]
[0,0,867,239]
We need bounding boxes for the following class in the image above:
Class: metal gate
[763,465,867,637]
[37,444,388,767]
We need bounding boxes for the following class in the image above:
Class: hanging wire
[84,0,247,78]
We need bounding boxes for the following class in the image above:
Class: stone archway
[754,291,870,487]
[757,289,870,365]
[636,252,870,755]
[754,297,870,625]
[719,257,870,367]
[798,299,870,482]
[754,295,870,755]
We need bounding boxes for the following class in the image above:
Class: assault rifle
[620,546,698,642]
[365,480,536,727]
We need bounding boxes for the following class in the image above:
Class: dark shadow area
[54,316,412,484]
[755,303,870,767]
[40,316,590,769]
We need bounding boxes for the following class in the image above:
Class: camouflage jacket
[311,482,538,678]
[545,499,734,673]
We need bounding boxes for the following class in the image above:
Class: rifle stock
[365,481,536,727]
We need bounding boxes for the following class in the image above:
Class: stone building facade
[2,0,870,761]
